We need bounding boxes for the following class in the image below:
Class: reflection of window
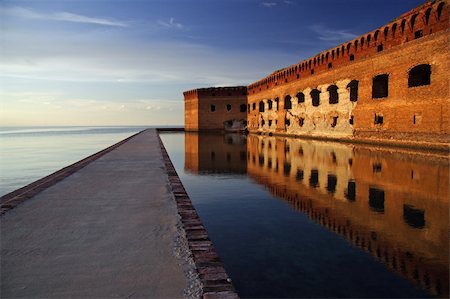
[327,174,337,193]
[331,116,338,127]
[296,169,304,181]
[226,104,232,111]
[283,162,291,176]
[369,188,385,213]
[240,104,246,112]
[374,113,384,125]
[309,169,319,187]
[345,181,356,201]
[210,105,216,112]
[403,205,425,228]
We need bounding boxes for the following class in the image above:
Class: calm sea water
[0,126,148,196]
[160,132,449,298]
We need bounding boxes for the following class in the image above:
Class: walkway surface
[1,129,198,298]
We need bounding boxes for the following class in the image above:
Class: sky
[0,0,425,126]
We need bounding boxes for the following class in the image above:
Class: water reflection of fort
[184,133,449,297]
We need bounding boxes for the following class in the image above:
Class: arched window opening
[331,50,335,59]
[210,105,216,112]
[226,104,232,111]
[391,24,397,38]
[268,100,273,110]
[314,58,317,66]
[347,80,359,101]
[252,103,256,110]
[384,27,389,39]
[374,30,379,41]
[321,54,325,63]
[311,69,315,75]
[318,56,321,64]
[268,120,272,127]
[297,92,305,103]
[341,45,345,55]
[328,62,332,69]
[311,89,320,107]
[372,74,389,98]
[331,116,338,127]
[327,85,339,104]
[284,95,292,110]
[285,117,291,127]
[337,48,340,57]
[377,44,383,52]
[308,60,312,68]
[299,117,305,127]
[410,14,418,30]
[240,104,246,112]
[354,40,358,51]
[326,52,329,62]
[275,98,279,110]
[360,37,365,48]
[401,19,406,33]
[437,2,444,20]
[367,34,371,46]
[259,101,265,112]
[408,64,431,87]
[350,54,355,61]
[347,43,351,53]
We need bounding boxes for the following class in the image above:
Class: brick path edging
[157,132,239,299]
[0,130,144,215]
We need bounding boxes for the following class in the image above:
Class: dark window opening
[410,14,418,30]
[275,98,279,110]
[268,120,272,127]
[261,119,265,126]
[374,114,384,125]
[285,78,288,83]
[349,54,355,61]
[392,23,397,37]
[413,112,422,125]
[373,162,382,173]
[299,148,304,156]
[311,89,320,107]
[345,181,356,201]
[267,157,272,168]
[248,104,250,111]
[297,74,300,79]
[347,80,359,101]
[331,152,337,164]
[311,69,315,75]
[354,40,358,51]
[349,115,354,125]
[309,169,319,187]
[328,62,332,69]
[384,27,389,39]
[299,117,305,127]
[414,30,423,39]
[284,95,292,110]
[252,103,256,110]
[259,101,265,112]
[408,64,431,87]
[226,104,231,111]
[327,85,339,104]
[210,105,216,112]
[240,151,247,162]
[296,169,304,181]
[437,2,444,20]
[297,92,305,103]
[268,100,273,110]
[401,19,406,33]
[348,158,353,166]
[258,155,264,166]
[369,188,385,213]
[240,104,246,112]
[372,74,389,98]
[377,44,383,52]
[327,174,337,194]
[425,8,432,25]
[374,30,379,41]
[285,118,290,126]
[284,162,291,176]
[331,116,338,127]
[403,205,425,228]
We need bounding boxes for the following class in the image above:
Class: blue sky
[1,0,424,126]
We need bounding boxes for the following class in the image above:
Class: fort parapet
[184,0,449,148]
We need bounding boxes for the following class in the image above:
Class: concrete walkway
[1,129,199,298]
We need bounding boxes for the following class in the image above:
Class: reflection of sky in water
[160,132,448,298]
[0,127,146,196]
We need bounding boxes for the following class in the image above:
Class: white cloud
[309,24,358,42]
[157,17,184,30]
[1,6,128,27]
[261,2,277,8]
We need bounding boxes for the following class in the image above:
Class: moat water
[160,132,449,298]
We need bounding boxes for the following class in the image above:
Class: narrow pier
[0,129,235,298]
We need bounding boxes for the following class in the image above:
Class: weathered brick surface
[184,1,449,147]
[157,131,239,298]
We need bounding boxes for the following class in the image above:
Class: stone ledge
[157,133,239,299]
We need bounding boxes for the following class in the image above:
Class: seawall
[0,129,237,299]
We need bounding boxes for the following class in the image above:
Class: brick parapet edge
[157,131,239,299]
[0,130,145,215]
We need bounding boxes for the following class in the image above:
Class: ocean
[0,126,150,196]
